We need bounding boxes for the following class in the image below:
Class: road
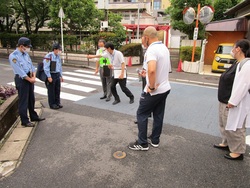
[0,58,243,137]
[0,58,250,187]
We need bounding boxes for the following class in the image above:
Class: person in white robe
[225,39,250,160]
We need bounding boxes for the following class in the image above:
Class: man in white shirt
[87,42,134,105]
[129,26,171,151]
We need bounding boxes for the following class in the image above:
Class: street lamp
[137,2,140,39]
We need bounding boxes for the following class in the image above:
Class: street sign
[98,0,109,9]
[58,7,65,18]
[193,27,199,40]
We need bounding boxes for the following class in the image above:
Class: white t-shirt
[143,41,171,95]
[95,47,105,62]
[102,49,126,69]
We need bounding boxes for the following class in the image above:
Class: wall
[204,31,246,65]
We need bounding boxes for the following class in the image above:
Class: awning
[123,24,170,31]
[205,17,248,31]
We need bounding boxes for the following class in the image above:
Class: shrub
[119,43,143,64]
[0,33,78,51]
[90,32,124,49]
[119,43,142,57]
[180,46,201,62]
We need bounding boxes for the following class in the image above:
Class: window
[153,1,161,10]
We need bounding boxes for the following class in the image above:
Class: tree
[166,0,212,39]
[27,0,51,33]
[0,0,16,33]
[213,0,241,21]
[48,0,99,33]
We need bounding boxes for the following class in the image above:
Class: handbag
[36,54,52,82]
[36,62,47,82]
[103,65,111,77]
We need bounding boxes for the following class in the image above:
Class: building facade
[96,0,171,39]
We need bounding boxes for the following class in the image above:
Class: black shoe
[213,144,229,151]
[112,100,120,105]
[129,97,134,104]
[100,96,107,99]
[224,153,244,160]
[50,105,59,109]
[57,104,63,108]
[31,117,46,122]
[106,98,111,102]
[128,140,149,151]
[147,137,159,148]
[21,122,35,127]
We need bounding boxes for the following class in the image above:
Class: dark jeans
[45,73,61,107]
[137,90,170,145]
[14,75,39,124]
[110,76,134,101]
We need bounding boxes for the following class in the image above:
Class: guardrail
[0,48,95,66]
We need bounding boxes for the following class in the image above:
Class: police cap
[52,43,62,50]
[18,37,32,47]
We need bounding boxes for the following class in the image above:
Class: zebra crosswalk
[8,69,138,102]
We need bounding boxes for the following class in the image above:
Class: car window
[216,45,233,54]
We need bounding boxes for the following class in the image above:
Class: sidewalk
[0,102,43,178]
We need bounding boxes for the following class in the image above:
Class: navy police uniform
[8,37,40,126]
[43,43,63,109]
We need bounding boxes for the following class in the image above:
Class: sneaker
[147,137,159,148]
[128,140,149,151]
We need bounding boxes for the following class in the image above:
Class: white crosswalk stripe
[7,69,138,102]
[7,82,86,101]
[63,71,100,80]
[74,69,138,81]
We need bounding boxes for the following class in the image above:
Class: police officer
[94,39,112,101]
[43,43,63,109]
[9,37,45,127]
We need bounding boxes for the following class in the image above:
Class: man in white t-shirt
[129,26,171,151]
[87,42,134,105]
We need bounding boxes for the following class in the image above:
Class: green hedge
[0,33,78,51]
[119,43,143,64]
[90,32,125,49]
[180,46,201,62]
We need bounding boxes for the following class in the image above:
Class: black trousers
[14,75,39,124]
[110,76,134,101]
[45,73,61,107]
[137,90,170,145]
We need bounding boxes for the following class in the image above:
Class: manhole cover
[113,151,126,159]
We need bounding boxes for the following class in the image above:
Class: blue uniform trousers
[137,90,170,145]
[45,73,61,107]
[14,75,39,124]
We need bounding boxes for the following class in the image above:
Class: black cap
[52,43,62,50]
[18,37,32,47]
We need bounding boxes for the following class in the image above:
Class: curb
[0,102,43,179]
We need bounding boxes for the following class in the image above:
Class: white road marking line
[63,71,100,80]
[246,135,250,146]
[7,82,85,101]
[35,78,96,93]
[74,69,95,74]
[61,82,96,92]
[62,75,102,86]
[74,69,138,81]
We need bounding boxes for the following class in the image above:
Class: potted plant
[180,46,201,73]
